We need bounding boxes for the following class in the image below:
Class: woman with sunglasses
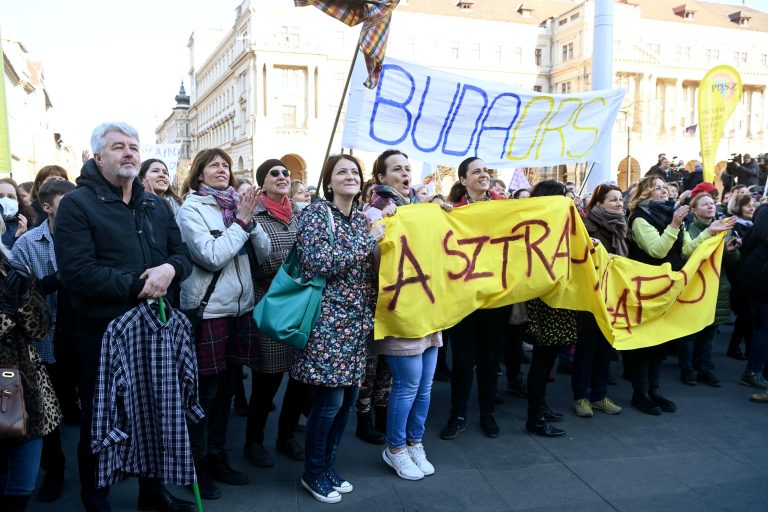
[240,159,308,469]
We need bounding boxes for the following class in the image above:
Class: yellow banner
[699,65,742,184]
[374,198,725,350]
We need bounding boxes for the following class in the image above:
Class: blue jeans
[0,438,42,496]
[303,385,359,480]
[678,324,717,373]
[747,302,768,374]
[384,347,437,448]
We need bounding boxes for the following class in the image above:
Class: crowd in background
[1,122,767,511]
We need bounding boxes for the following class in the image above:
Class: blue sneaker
[326,469,353,493]
[301,475,341,503]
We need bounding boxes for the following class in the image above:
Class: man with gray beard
[55,122,192,512]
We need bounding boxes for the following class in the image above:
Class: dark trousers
[678,324,717,374]
[245,371,306,445]
[503,323,526,385]
[748,302,768,374]
[355,354,392,414]
[188,366,236,458]
[449,308,508,417]
[303,385,358,480]
[527,345,559,417]
[625,343,668,392]
[76,317,166,512]
[572,316,613,402]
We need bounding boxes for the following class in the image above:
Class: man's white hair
[90,122,140,155]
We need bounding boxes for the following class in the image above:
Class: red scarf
[261,194,293,224]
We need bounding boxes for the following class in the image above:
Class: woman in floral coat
[291,154,384,504]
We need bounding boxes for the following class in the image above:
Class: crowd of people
[1,122,767,511]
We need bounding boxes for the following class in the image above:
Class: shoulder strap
[198,268,223,313]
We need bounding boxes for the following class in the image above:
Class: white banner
[141,144,182,182]
[342,53,626,168]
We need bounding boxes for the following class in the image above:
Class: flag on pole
[508,169,532,192]
[684,124,697,135]
[0,31,12,174]
[698,65,742,183]
[295,0,399,88]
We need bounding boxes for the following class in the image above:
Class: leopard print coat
[0,291,61,439]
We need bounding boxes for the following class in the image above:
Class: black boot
[138,485,194,512]
[631,390,661,415]
[374,405,388,436]
[649,388,676,412]
[355,411,385,445]
[190,457,221,500]
[525,412,565,437]
[0,494,30,512]
[208,451,249,485]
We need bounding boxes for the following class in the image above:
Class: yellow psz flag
[699,65,742,184]
[374,199,725,350]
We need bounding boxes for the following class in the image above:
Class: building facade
[164,0,768,189]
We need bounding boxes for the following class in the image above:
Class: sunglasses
[270,169,290,178]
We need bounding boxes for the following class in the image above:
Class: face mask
[0,197,19,219]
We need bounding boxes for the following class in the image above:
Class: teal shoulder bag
[252,205,335,350]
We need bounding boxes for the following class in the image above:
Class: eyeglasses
[270,169,290,178]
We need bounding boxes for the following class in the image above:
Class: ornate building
[162,0,768,188]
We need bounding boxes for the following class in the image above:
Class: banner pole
[315,36,363,198]
[578,162,596,197]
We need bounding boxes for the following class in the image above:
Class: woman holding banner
[572,183,627,419]
[442,157,509,440]
[365,149,446,480]
[626,177,735,415]
[291,154,384,503]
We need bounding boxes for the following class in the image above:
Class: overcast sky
[2,0,768,153]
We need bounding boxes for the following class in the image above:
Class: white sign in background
[140,144,182,183]
[342,52,626,169]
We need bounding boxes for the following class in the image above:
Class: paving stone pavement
[28,324,768,511]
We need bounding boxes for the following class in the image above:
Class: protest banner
[140,144,182,182]
[699,65,742,184]
[373,198,724,350]
[343,54,626,169]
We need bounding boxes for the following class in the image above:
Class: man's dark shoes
[243,443,275,467]
[190,457,220,500]
[276,438,305,461]
[440,415,467,440]
[355,412,386,444]
[479,413,500,438]
[37,469,64,502]
[727,348,747,360]
[525,417,565,437]
[208,451,249,485]
[650,391,676,412]
[697,372,721,387]
[544,408,564,422]
[631,391,662,415]
[680,370,697,386]
[138,487,194,512]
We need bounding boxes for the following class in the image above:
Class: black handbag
[180,268,223,340]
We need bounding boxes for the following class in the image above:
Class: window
[450,41,459,60]
[683,47,690,58]
[281,105,297,128]
[762,54,767,66]
[533,85,543,92]
[492,44,502,63]
[535,48,542,66]
[675,46,682,58]
[561,82,571,93]
[471,42,481,61]
[513,47,522,64]
[562,44,568,62]
[570,13,580,21]
[406,37,416,55]
[558,18,568,26]
[568,42,574,60]
[734,51,747,63]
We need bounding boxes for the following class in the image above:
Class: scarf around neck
[260,193,293,224]
[196,184,239,227]
[638,199,677,230]
[587,204,629,256]
[369,183,417,210]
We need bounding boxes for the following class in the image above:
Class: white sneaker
[382,447,424,480]
[406,443,435,476]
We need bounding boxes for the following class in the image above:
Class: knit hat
[690,182,717,198]
[256,158,287,187]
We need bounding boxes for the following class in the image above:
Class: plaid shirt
[90,301,204,488]
[295,0,398,88]
[12,220,57,363]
